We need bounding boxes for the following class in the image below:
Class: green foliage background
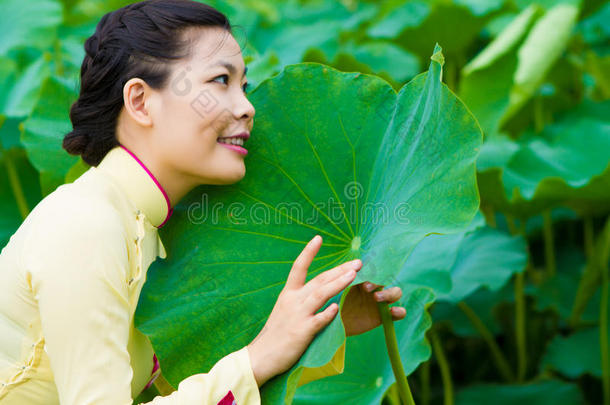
[0,0,608,404]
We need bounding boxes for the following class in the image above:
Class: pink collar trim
[119,144,174,228]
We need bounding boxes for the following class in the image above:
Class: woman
[0,1,406,403]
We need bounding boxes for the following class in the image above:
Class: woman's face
[147,26,255,191]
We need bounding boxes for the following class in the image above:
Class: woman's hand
[340,281,406,337]
[247,235,362,387]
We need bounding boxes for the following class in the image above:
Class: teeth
[218,137,245,146]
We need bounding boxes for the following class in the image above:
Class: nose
[234,91,255,122]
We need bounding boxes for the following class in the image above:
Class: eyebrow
[210,61,248,79]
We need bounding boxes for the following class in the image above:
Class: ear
[122,78,155,127]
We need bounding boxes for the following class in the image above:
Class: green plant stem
[54,38,65,77]
[430,329,453,405]
[571,217,610,327]
[481,204,496,228]
[514,271,527,382]
[534,94,544,133]
[385,383,402,405]
[375,292,415,405]
[542,209,556,277]
[506,215,528,381]
[587,51,610,98]
[419,360,430,405]
[0,130,30,220]
[602,262,609,405]
[584,216,595,261]
[457,301,515,381]
[505,214,518,235]
[599,217,610,405]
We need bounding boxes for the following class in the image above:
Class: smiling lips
[217,132,250,155]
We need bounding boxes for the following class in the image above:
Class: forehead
[187,27,243,65]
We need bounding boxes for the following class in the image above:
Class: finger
[303,258,362,296]
[390,306,406,319]
[363,281,382,292]
[373,286,402,303]
[304,265,358,312]
[310,302,339,333]
[285,235,322,290]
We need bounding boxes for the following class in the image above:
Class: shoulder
[22,173,127,253]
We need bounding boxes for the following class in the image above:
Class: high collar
[96,144,174,228]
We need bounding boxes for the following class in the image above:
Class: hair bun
[85,34,100,59]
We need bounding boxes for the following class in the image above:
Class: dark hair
[63,0,232,166]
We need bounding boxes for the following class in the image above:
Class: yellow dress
[0,145,344,404]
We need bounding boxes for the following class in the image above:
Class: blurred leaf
[477,99,610,217]
[21,75,79,196]
[454,0,505,17]
[366,1,431,39]
[528,245,600,323]
[461,1,582,136]
[455,379,586,405]
[433,283,514,337]
[333,40,420,85]
[64,157,90,184]
[542,325,610,378]
[1,54,52,118]
[460,5,540,135]
[0,0,62,56]
[436,226,528,303]
[506,1,581,121]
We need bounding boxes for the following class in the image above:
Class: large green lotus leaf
[455,380,585,405]
[22,75,79,196]
[136,46,482,404]
[291,288,434,405]
[541,325,610,378]
[460,1,581,136]
[0,0,62,57]
[477,99,610,217]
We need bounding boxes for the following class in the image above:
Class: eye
[242,82,250,94]
[211,74,229,85]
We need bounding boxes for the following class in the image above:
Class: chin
[219,166,246,185]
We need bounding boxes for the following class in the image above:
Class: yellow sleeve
[23,200,260,404]
[296,341,345,388]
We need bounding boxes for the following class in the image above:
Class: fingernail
[351,259,361,270]
[364,282,374,292]
[374,292,384,301]
[343,270,356,281]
